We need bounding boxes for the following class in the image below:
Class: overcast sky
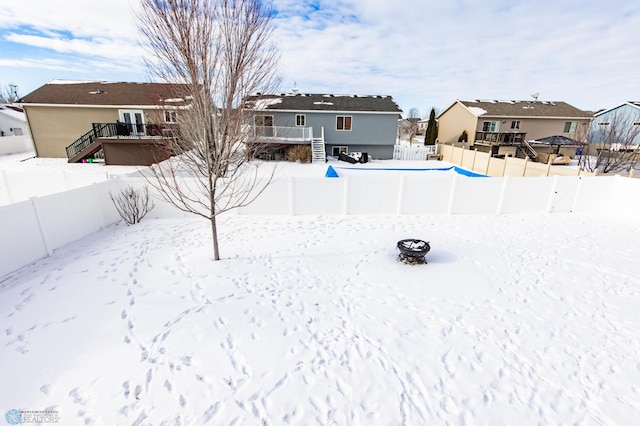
[0,0,638,116]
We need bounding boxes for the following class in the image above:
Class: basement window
[332,146,348,156]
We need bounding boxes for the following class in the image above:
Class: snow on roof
[253,97,282,109]
[0,105,26,121]
[49,79,107,85]
[467,106,487,116]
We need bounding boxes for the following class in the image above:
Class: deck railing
[65,122,169,159]
[251,125,312,141]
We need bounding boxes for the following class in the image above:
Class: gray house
[244,92,402,161]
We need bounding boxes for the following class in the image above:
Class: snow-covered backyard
[2,207,640,424]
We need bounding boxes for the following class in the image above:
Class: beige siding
[24,106,161,158]
[475,117,590,141]
[438,102,478,143]
[25,106,119,158]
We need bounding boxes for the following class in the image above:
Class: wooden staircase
[518,139,538,160]
[66,123,121,163]
[311,126,326,163]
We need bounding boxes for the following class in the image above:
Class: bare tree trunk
[210,187,220,261]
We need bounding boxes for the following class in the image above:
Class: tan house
[437,99,592,159]
[19,80,190,164]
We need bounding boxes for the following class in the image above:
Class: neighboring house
[437,99,592,159]
[0,104,27,137]
[19,80,190,164]
[398,118,411,139]
[243,92,402,161]
[589,102,640,147]
[0,104,34,155]
[416,119,429,136]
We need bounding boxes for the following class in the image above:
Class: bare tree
[137,0,280,260]
[577,110,640,174]
[110,186,155,225]
[406,107,420,139]
[0,84,19,103]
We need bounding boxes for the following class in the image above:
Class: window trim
[295,114,306,126]
[510,120,521,130]
[482,121,499,132]
[336,115,352,131]
[564,121,578,133]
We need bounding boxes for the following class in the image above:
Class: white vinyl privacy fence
[1,172,640,278]
[393,144,437,161]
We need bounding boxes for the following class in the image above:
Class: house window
[13,127,23,136]
[165,111,178,123]
[482,121,499,132]
[332,146,348,156]
[295,114,306,126]
[511,120,521,130]
[633,122,640,126]
[598,122,610,126]
[564,121,578,133]
[336,116,352,131]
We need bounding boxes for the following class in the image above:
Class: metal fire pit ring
[397,239,430,264]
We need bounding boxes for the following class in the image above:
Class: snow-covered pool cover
[335,166,487,177]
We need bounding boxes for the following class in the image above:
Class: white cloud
[273,0,640,114]
[5,33,141,61]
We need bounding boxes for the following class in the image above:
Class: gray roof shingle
[20,80,191,107]
[244,93,402,113]
[459,99,591,118]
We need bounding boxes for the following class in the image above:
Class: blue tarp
[325,165,339,178]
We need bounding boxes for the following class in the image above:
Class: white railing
[251,126,312,141]
[393,144,437,160]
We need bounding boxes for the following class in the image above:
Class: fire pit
[397,239,430,264]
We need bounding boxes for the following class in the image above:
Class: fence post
[289,177,295,215]
[471,148,477,172]
[447,174,458,214]
[570,176,583,213]
[496,176,508,215]
[343,176,349,215]
[0,170,11,204]
[397,175,405,214]
[30,196,52,256]
[546,175,559,213]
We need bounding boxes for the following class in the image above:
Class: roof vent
[89,89,105,95]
